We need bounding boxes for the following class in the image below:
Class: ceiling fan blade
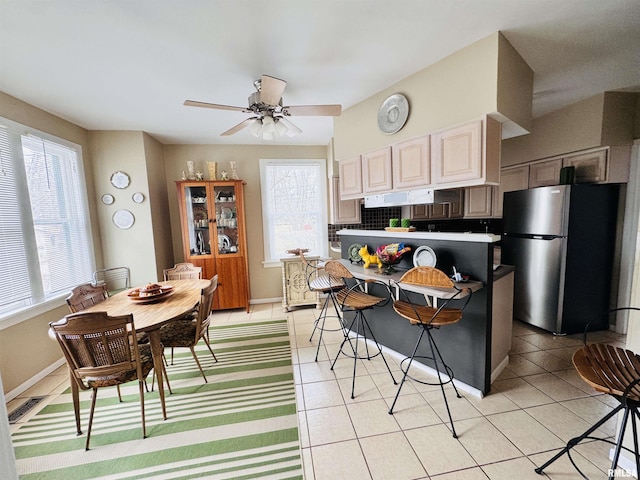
[220,117,259,136]
[259,75,287,106]
[184,100,249,113]
[284,104,342,116]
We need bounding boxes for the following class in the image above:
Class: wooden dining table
[80,278,210,419]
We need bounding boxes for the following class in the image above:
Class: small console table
[280,256,321,312]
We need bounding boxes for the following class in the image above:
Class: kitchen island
[336,229,510,396]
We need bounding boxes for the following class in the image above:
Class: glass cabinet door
[214,184,240,255]
[184,185,212,256]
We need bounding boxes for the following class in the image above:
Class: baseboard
[491,355,510,383]
[5,358,66,402]
[250,297,282,305]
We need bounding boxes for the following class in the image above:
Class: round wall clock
[110,171,130,189]
[377,93,409,134]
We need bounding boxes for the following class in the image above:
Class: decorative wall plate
[112,209,135,229]
[110,171,130,189]
[101,194,114,205]
[377,93,409,134]
[132,192,145,203]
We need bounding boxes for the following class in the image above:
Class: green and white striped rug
[12,319,303,479]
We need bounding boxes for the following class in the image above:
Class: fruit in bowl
[376,243,411,274]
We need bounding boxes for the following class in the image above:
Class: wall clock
[110,171,130,189]
[377,93,409,134]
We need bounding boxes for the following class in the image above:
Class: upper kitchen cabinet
[492,164,529,217]
[562,148,608,184]
[338,155,363,199]
[528,158,563,188]
[464,186,493,218]
[362,146,393,194]
[330,176,361,224]
[431,116,501,189]
[391,135,431,190]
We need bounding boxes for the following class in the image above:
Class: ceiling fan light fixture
[249,118,263,137]
[279,117,302,137]
[274,118,288,136]
[262,115,276,134]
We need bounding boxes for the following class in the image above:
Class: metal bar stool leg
[389,328,426,414]
[426,329,458,438]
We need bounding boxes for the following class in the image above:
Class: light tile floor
[6,303,630,479]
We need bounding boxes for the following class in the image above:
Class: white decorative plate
[101,194,114,205]
[413,245,437,267]
[377,93,409,134]
[110,171,130,189]
[132,192,145,203]
[112,209,135,229]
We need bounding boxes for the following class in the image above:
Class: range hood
[364,188,461,208]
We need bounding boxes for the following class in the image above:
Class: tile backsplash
[328,205,502,242]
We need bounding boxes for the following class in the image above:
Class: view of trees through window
[260,159,328,263]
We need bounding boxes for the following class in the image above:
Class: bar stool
[299,253,346,361]
[388,266,472,438]
[535,307,640,479]
[323,260,397,399]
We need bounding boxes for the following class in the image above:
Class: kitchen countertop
[337,229,501,243]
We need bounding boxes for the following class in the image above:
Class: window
[260,159,328,265]
[0,117,94,317]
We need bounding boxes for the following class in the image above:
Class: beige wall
[502,91,639,167]
[162,144,329,301]
[88,131,166,286]
[333,32,533,160]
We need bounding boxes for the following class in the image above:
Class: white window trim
[0,116,96,324]
[259,158,328,268]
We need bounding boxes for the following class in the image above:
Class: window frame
[0,116,96,325]
[259,158,329,267]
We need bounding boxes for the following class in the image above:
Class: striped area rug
[12,319,303,479]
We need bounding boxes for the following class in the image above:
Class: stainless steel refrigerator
[501,184,619,334]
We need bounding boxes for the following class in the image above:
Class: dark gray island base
[337,229,507,396]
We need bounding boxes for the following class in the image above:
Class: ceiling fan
[184,74,342,138]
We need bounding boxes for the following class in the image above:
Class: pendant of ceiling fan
[184,74,342,137]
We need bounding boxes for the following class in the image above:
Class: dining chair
[92,266,131,296]
[163,262,203,281]
[66,282,108,313]
[535,307,640,479]
[159,276,218,382]
[298,252,346,361]
[388,266,472,438]
[49,311,158,450]
[323,260,397,399]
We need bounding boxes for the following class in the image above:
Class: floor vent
[8,396,45,424]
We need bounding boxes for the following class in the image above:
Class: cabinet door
[330,176,361,224]
[392,135,430,190]
[338,156,363,199]
[464,186,493,218]
[214,256,248,310]
[429,203,449,219]
[493,165,529,218]
[177,183,215,259]
[563,148,608,183]
[362,146,392,194]
[529,159,562,187]
[410,204,430,220]
[432,119,482,185]
[448,189,465,218]
[283,260,316,308]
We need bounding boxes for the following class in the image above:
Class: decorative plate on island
[413,245,437,267]
[348,243,363,263]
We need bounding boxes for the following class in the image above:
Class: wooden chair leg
[70,371,82,435]
[85,388,99,450]
[190,346,208,383]
[138,379,146,440]
[203,337,218,362]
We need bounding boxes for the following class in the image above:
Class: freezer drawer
[502,236,566,333]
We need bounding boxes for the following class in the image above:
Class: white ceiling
[1,0,639,146]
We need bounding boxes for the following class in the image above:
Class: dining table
[79,278,211,419]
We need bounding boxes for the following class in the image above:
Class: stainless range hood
[364,188,460,208]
